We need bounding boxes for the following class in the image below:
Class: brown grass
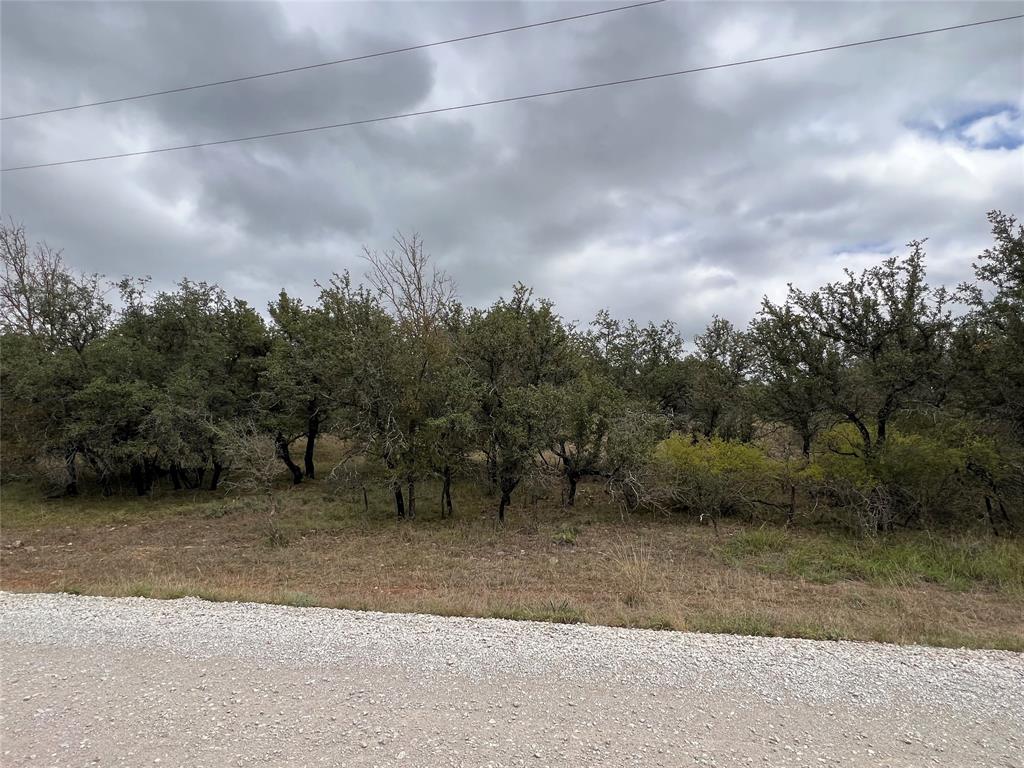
[1,476,1022,651]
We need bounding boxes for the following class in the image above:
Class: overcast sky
[2,1,1022,338]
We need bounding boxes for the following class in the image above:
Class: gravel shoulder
[1,591,1022,767]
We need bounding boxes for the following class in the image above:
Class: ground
[1,475,1021,650]
[2,592,1022,767]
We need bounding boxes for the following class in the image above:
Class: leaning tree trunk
[566,472,580,507]
[486,453,498,494]
[407,479,416,520]
[393,484,406,519]
[209,461,223,491]
[498,490,511,523]
[303,409,319,480]
[64,449,79,497]
[497,477,518,523]
[984,496,1000,537]
[275,432,303,484]
[83,451,112,496]
[441,465,454,519]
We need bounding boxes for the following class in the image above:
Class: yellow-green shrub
[653,435,780,518]
[811,425,1007,532]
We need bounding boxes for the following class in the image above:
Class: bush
[810,425,1021,534]
[652,436,780,521]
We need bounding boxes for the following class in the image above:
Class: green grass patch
[687,612,847,642]
[551,525,580,546]
[488,598,586,625]
[718,527,1024,593]
[0,480,231,527]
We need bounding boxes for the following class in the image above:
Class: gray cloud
[2,0,1022,337]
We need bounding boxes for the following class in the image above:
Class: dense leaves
[1,214,1021,533]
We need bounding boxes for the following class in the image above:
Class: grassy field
[2,475,1022,651]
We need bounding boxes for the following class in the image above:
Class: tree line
[1,213,1021,534]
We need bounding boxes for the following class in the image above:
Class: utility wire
[3,13,1021,173]
[0,0,666,121]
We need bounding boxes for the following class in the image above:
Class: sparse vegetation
[2,475,1021,650]
[2,213,1023,650]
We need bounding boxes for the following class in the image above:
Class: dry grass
[1,476,1022,651]
[606,537,653,608]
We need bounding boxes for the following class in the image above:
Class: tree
[266,291,334,482]
[1,218,110,353]
[686,317,755,441]
[97,278,269,493]
[0,219,112,494]
[464,285,572,521]
[751,301,831,456]
[314,272,409,515]
[775,242,953,458]
[956,211,1024,438]
[951,211,1024,532]
[362,233,459,519]
[586,311,688,418]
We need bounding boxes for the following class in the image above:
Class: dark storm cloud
[2,1,1022,336]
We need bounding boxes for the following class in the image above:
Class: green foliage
[687,317,757,441]
[1,214,1021,538]
[810,422,1022,533]
[653,436,780,519]
[720,526,1024,593]
[551,525,580,546]
[463,284,574,518]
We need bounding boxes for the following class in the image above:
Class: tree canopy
[1,214,1020,535]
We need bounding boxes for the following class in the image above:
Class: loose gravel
[1,591,1021,767]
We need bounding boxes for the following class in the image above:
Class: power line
[3,13,1022,173]
[0,0,666,121]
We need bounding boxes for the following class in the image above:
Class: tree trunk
[567,473,579,507]
[801,433,812,458]
[394,484,406,519]
[441,466,454,519]
[705,409,719,439]
[275,432,303,484]
[486,453,498,494]
[407,479,416,520]
[143,461,157,495]
[64,449,79,497]
[876,417,888,451]
[787,484,796,525]
[848,415,873,458]
[130,463,147,496]
[984,496,999,537]
[169,465,183,491]
[210,462,223,491]
[84,452,111,496]
[304,410,319,479]
[996,496,1014,530]
[498,490,511,523]
[362,487,369,515]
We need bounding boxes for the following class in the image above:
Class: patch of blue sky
[909,103,1024,150]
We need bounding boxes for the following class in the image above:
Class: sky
[1,0,1022,339]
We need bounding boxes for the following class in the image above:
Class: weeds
[551,526,579,546]
[608,536,653,607]
[3,479,1022,650]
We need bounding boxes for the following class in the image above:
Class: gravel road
[1,591,1021,767]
